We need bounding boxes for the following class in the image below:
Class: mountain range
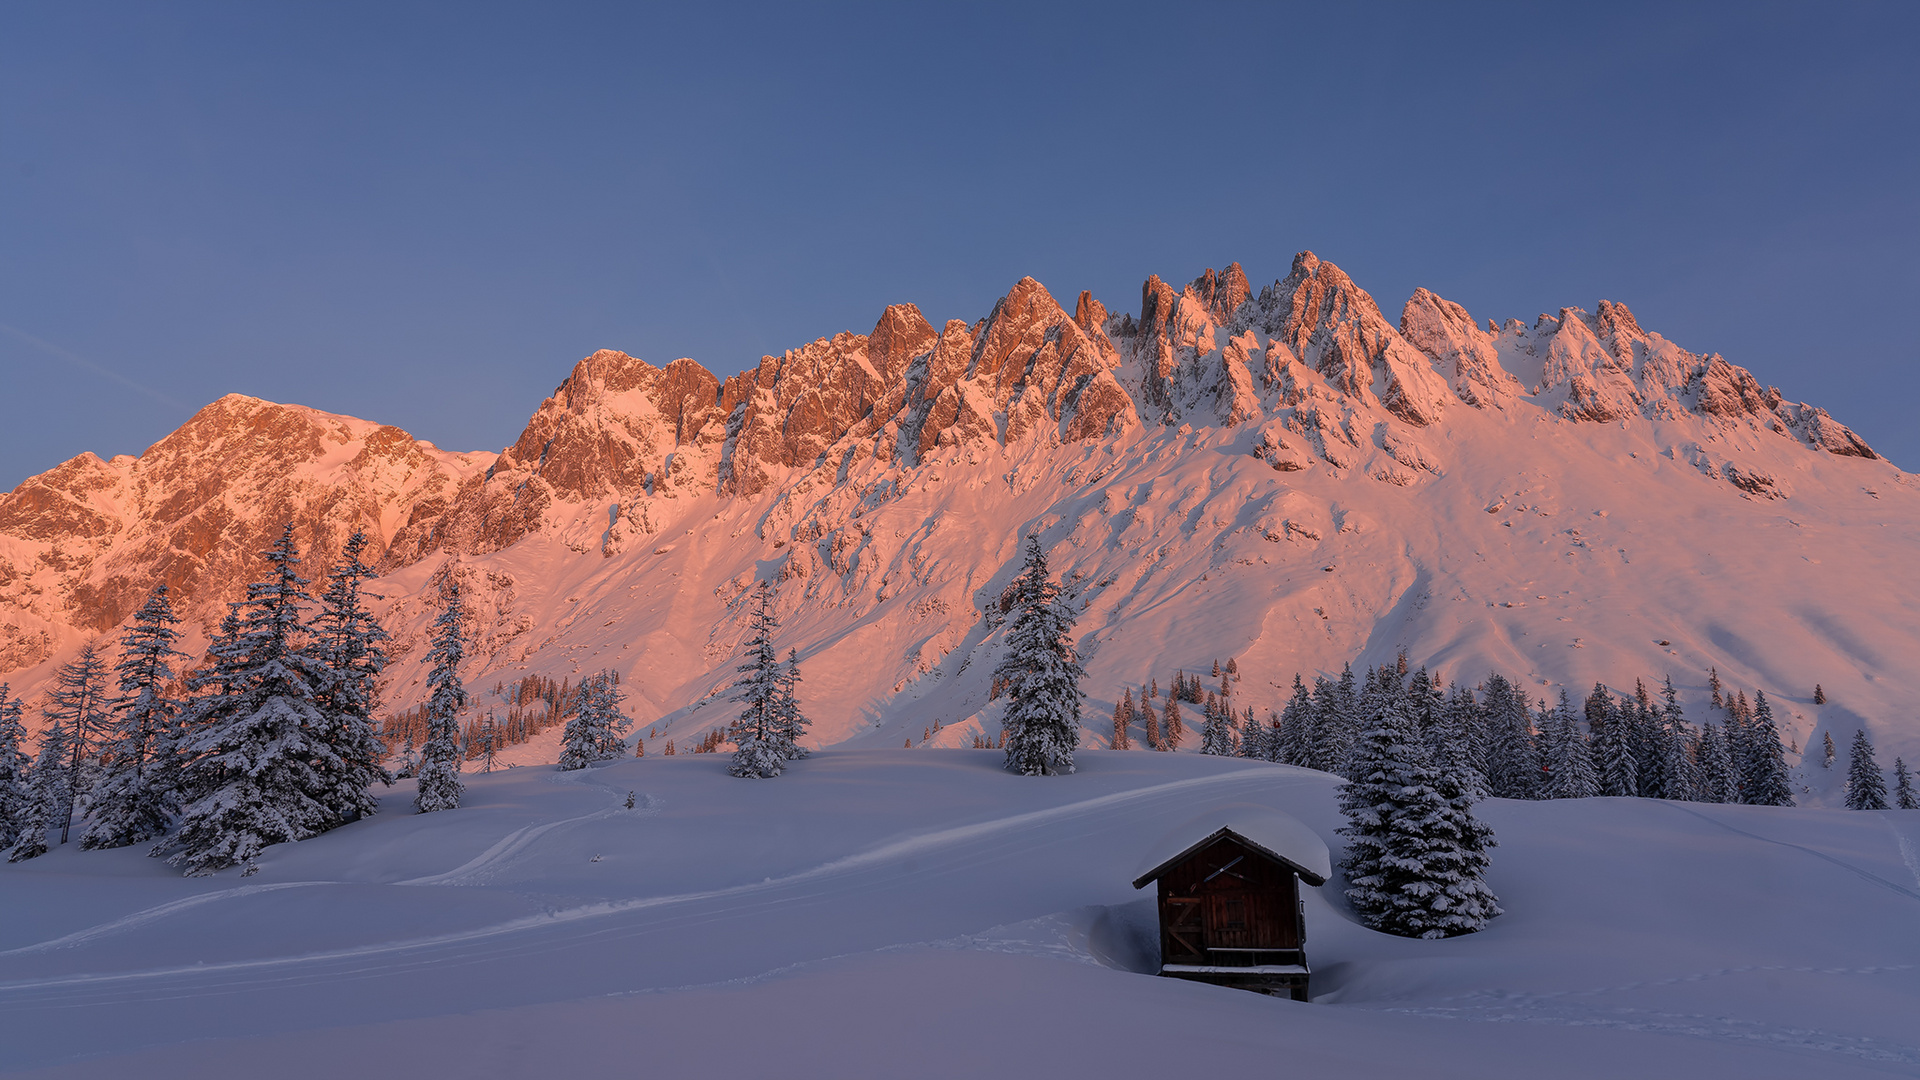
[2,252,1913,800]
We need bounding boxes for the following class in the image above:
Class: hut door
[1205,890,1253,949]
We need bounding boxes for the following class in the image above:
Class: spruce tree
[1593,692,1639,798]
[82,587,187,849]
[1276,675,1313,767]
[1161,696,1183,752]
[310,529,393,827]
[1429,683,1488,802]
[772,649,810,759]
[1236,706,1265,759]
[1200,696,1237,755]
[1894,758,1917,811]
[1481,673,1537,799]
[415,576,470,811]
[729,582,786,779]
[9,723,73,862]
[1844,730,1889,811]
[170,526,340,874]
[1739,692,1794,807]
[1693,722,1737,803]
[1654,675,1698,801]
[0,685,29,850]
[1338,692,1500,938]
[560,671,632,770]
[1822,731,1836,769]
[1111,692,1132,750]
[38,644,113,845]
[1328,664,1359,775]
[994,535,1084,777]
[1544,689,1599,799]
[1143,700,1161,750]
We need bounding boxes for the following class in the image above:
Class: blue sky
[3,2,1917,485]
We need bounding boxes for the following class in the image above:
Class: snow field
[0,750,1916,1077]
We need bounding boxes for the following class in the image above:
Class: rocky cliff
[2,252,1911,800]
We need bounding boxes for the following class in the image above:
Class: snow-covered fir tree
[1481,673,1538,799]
[1652,676,1698,801]
[414,575,470,812]
[1844,730,1889,811]
[994,535,1084,776]
[729,582,787,778]
[0,685,28,851]
[477,713,499,772]
[1276,675,1313,767]
[1337,691,1500,938]
[1739,691,1794,807]
[309,528,393,826]
[1693,721,1737,803]
[1593,692,1639,798]
[81,586,186,849]
[8,722,71,862]
[40,643,112,845]
[1142,700,1161,751]
[1236,706,1265,759]
[559,670,632,770]
[1200,696,1237,756]
[1822,731,1836,769]
[170,526,340,875]
[1428,683,1488,802]
[1161,695,1184,751]
[1894,758,1918,811]
[1543,689,1599,799]
[772,649,809,759]
[1111,689,1133,750]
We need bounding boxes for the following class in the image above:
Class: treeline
[1116,655,1816,807]
[382,673,600,773]
[0,527,399,874]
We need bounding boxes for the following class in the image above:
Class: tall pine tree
[1544,689,1599,799]
[171,526,340,875]
[414,575,470,812]
[1893,758,1917,811]
[0,685,29,851]
[772,649,810,760]
[729,582,786,779]
[995,536,1084,777]
[1338,692,1501,938]
[310,529,393,826]
[8,722,71,862]
[560,670,632,770]
[82,587,187,849]
[41,644,113,845]
[1844,730,1889,811]
[1739,691,1794,807]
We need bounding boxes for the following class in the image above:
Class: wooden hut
[1131,805,1331,1001]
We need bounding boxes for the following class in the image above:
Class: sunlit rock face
[1,252,1905,788]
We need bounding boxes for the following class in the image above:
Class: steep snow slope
[0,752,1915,1077]
[1,254,1913,800]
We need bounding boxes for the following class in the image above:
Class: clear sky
[3,2,1917,487]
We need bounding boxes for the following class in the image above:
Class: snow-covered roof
[1131,804,1331,889]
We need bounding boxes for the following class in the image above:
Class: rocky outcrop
[0,395,485,649]
[2,253,1888,684]
[1238,253,1453,426]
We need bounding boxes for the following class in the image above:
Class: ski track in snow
[0,882,336,958]
[0,768,1278,1002]
[393,769,657,887]
[1888,816,1920,894]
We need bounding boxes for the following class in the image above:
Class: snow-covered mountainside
[2,253,1915,795]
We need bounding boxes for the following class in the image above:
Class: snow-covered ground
[2,750,1916,1077]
